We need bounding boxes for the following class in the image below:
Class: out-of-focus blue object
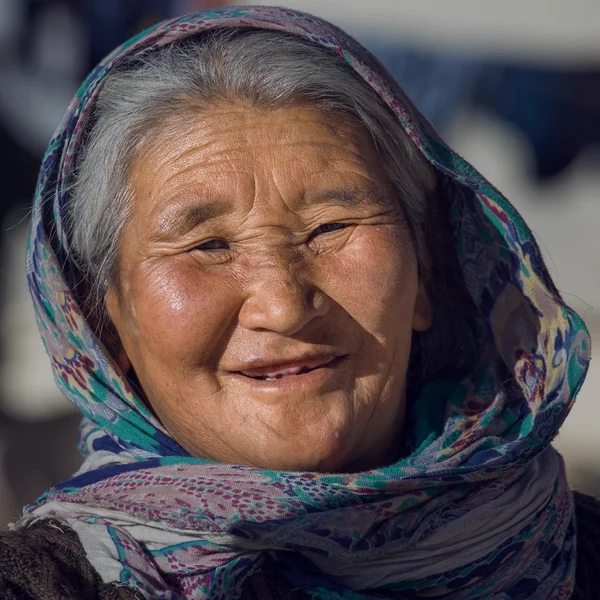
[366,42,481,133]
[475,65,600,179]
[34,0,226,67]
[82,0,172,66]
[369,42,600,180]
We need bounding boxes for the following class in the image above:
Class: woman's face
[107,103,432,472]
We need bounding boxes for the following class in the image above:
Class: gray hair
[67,28,476,384]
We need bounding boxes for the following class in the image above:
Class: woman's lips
[230,355,348,395]
[239,355,338,380]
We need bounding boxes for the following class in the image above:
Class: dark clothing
[0,519,140,599]
[573,492,600,600]
[1,492,599,600]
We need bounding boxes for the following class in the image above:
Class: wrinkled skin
[107,103,432,472]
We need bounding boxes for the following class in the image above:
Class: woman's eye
[312,223,348,237]
[195,239,230,251]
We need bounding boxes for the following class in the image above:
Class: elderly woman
[1,6,598,600]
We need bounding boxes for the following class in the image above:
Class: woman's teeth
[259,367,311,381]
[239,356,338,381]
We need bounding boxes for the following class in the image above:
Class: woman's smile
[235,352,340,379]
[228,354,349,396]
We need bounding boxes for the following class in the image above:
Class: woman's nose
[238,261,330,335]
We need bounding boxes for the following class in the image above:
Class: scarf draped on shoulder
[22,6,590,599]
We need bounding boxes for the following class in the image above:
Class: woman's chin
[238,434,371,473]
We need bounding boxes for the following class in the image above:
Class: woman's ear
[105,287,132,375]
[412,281,433,332]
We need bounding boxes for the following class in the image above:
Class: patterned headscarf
[24,6,590,599]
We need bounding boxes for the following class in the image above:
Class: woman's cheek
[130,259,240,360]
[322,226,416,331]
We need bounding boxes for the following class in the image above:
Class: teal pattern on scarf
[24,6,590,599]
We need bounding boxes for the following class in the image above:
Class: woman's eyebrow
[305,185,391,209]
[153,199,231,240]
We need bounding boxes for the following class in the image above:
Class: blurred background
[0,0,598,525]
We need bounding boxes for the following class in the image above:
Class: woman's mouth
[239,355,339,381]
